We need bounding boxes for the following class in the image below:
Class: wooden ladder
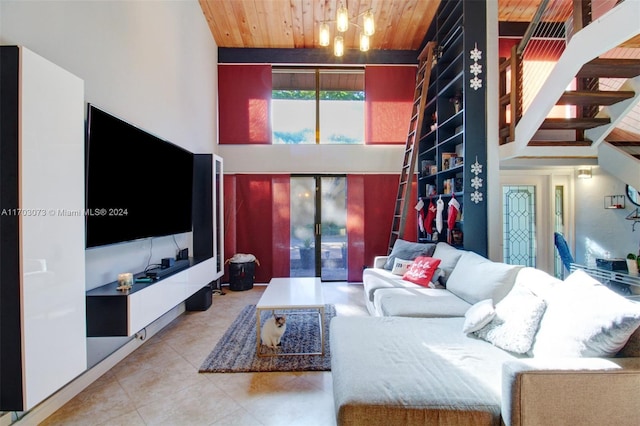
[387,42,436,254]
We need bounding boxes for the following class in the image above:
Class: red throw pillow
[403,256,442,287]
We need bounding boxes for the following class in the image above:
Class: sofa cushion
[330,316,517,426]
[531,270,640,358]
[362,268,421,303]
[402,256,441,287]
[510,266,562,302]
[618,325,640,357]
[463,299,496,334]
[383,239,436,270]
[446,251,521,305]
[373,287,471,318]
[391,258,413,275]
[432,242,464,285]
[473,287,546,354]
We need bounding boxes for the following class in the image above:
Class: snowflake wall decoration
[470,156,483,204]
[469,43,483,91]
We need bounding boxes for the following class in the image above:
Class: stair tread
[557,90,635,106]
[577,58,640,79]
[540,117,610,130]
[528,140,593,147]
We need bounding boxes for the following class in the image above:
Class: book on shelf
[421,159,435,176]
[443,177,464,194]
[441,152,457,170]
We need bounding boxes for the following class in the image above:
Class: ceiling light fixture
[319,2,375,56]
[577,167,592,179]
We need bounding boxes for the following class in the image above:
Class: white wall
[0,0,218,290]
[575,166,640,266]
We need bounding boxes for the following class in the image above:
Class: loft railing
[499,0,624,145]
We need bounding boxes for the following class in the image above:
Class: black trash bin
[227,254,259,291]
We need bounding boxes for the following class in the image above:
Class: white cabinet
[0,46,86,411]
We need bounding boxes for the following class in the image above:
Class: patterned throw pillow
[402,256,441,287]
[391,258,413,276]
[473,289,546,354]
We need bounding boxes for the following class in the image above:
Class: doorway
[500,172,571,275]
[290,175,347,281]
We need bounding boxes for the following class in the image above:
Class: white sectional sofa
[363,241,521,317]
[330,241,640,426]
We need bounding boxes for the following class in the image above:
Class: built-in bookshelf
[417,0,487,256]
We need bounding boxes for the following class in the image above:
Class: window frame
[271,66,365,145]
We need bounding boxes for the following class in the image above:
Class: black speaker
[185,284,213,311]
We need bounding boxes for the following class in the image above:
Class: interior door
[290,176,347,281]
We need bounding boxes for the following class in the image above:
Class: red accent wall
[218,65,272,144]
[365,66,417,145]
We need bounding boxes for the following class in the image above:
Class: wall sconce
[577,167,592,179]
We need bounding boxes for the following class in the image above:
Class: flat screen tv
[85,104,194,248]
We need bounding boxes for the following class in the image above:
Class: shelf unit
[417,0,488,256]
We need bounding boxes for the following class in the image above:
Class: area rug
[199,304,335,373]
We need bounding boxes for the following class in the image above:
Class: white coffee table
[256,277,325,357]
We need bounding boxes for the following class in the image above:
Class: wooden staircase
[387,42,435,254]
[528,58,640,147]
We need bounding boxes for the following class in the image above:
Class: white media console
[86,257,216,336]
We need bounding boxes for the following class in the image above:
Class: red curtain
[365,65,417,145]
[346,174,417,281]
[271,176,291,277]
[218,65,272,144]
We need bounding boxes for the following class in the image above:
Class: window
[272,68,364,144]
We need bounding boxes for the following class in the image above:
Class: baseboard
[12,304,185,426]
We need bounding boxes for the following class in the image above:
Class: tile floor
[41,281,368,426]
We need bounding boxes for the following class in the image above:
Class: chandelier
[319,3,375,57]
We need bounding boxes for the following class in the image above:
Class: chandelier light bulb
[363,9,375,36]
[359,33,370,52]
[334,35,344,57]
[319,22,330,46]
[336,5,349,33]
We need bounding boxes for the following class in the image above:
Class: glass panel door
[290,177,316,276]
[502,185,537,267]
[320,176,347,281]
[290,176,347,281]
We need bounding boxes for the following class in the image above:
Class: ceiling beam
[218,48,419,65]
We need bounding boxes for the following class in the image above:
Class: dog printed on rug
[261,313,287,348]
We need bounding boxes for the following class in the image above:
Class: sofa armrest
[373,256,388,269]
[502,357,640,426]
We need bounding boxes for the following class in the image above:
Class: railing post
[499,58,507,144]
[509,44,523,142]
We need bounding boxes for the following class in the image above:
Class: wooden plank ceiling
[198,0,440,50]
[199,0,639,50]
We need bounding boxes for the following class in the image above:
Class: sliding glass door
[290,176,347,281]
